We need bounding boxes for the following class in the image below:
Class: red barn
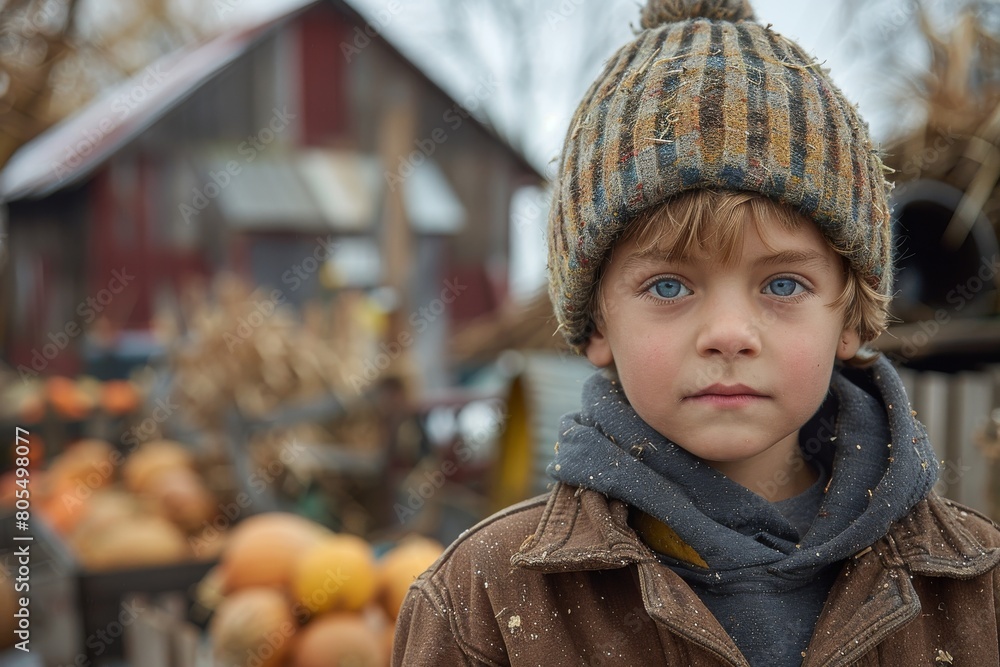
[1,0,542,387]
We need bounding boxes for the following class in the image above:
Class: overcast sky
[387,0,926,154]
[228,0,927,168]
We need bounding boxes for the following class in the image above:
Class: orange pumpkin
[382,620,398,664]
[220,512,330,593]
[45,376,93,420]
[143,467,218,533]
[122,440,193,493]
[23,433,45,470]
[100,380,141,415]
[210,588,296,667]
[290,613,385,667]
[79,516,190,571]
[36,473,90,535]
[377,536,444,619]
[291,534,377,615]
[68,490,142,561]
[43,439,116,498]
[17,392,44,423]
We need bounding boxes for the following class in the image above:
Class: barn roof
[0,0,540,203]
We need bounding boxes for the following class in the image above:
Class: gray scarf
[548,355,939,665]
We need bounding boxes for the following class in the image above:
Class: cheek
[772,314,843,364]
[614,337,686,400]
[785,350,833,379]
[618,330,683,370]
[776,339,839,402]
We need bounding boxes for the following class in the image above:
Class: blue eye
[765,278,804,297]
[649,278,690,299]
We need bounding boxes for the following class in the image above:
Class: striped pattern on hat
[547,2,892,352]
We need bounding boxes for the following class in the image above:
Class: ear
[585,321,614,368]
[835,327,862,361]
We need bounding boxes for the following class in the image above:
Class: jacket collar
[512,484,659,571]
[514,484,1000,578]
[880,492,1000,577]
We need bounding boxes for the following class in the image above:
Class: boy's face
[585,211,861,485]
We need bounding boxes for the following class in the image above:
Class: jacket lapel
[804,494,1000,667]
[515,484,750,665]
[801,547,921,667]
[635,562,752,667]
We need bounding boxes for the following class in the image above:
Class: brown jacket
[393,483,1000,666]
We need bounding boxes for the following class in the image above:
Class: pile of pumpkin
[206,512,443,667]
[28,438,221,570]
[3,375,142,424]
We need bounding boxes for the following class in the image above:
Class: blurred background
[1,0,1000,665]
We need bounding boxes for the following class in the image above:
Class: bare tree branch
[404,0,635,166]
[0,0,211,167]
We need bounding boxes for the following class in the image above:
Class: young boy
[393,1,1000,665]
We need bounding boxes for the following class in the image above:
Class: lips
[689,383,766,398]
[685,384,768,408]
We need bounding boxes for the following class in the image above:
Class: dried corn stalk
[164,273,373,429]
[883,3,1000,213]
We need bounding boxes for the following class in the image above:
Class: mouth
[686,383,768,406]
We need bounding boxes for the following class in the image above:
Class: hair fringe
[587,190,890,354]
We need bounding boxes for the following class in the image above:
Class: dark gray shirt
[773,465,829,541]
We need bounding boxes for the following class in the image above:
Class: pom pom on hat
[639,0,755,29]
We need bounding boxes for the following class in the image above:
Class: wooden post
[376,83,417,397]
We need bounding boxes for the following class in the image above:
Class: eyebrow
[752,249,829,268]
[621,248,830,271]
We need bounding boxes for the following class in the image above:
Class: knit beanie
[547,0,893,352]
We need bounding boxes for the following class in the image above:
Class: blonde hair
[587,189,890,353]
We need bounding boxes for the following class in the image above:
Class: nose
[694,293,762,359]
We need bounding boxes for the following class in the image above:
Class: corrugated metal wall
[900,365,1000,518]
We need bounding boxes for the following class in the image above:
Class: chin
[680,439,775,464]
[694,450,766,465]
